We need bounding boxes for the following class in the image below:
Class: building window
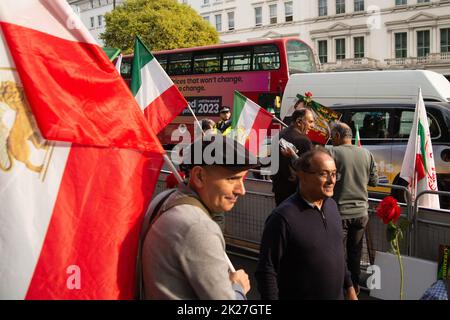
[215,14,222,32]
[90,17,94,28]
[203,16,210,23]
[395,32,408,58]
[354,37,364,58]
[417,0,430,3]
[98,15,103,27]
[441,28,450,53]
[269,4,277,24]
[228,12,235,31]
[255,7,262,26]
[285,1,293,22]
[336,38,346,60]
[417,30,430,57]
[395,0,407,5]
[336,0,345,14]
[319,0,328,17]
[318,40,328,63]
[203,0,209,4]
[354,0,364,12]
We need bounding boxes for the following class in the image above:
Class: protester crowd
[139,99,388,301]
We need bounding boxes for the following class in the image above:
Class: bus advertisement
[120,37,317,145]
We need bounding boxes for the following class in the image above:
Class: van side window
[397,111,440,139]
[349,111,389,139]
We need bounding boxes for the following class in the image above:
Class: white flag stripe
[0,29,72,299]
[0,0,96,45]
[400,88,439,209]
[236,99,259,140]
[115,54,122,72]
[134,59,173,111]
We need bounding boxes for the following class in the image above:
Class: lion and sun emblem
[0,81,53,180]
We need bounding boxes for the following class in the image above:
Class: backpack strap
[136,190,211,299]
[161,195,210,217]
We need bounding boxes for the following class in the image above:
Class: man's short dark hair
[293,145,332,172]
[291,108,311,123]
[201,119,215,131]
[331,121,353,139]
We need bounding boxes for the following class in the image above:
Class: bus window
[253,44,280,70]
[222,49,251,72]
[193,52,221,74]
[168,53,192,75]
[155,55,168,71]
[286,40,316,74]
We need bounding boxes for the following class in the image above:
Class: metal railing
[412,190,450,260]
[152,173,450,268]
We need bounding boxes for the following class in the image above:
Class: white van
[280,70,450,120]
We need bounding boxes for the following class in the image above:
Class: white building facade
[183,0,450,77]
[68,0,124,46]
[68,0,450,77]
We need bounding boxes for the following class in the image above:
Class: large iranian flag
[131,36,187,135]
[231,91,274,156]
[400,89,440,209]
[0,0,164,299]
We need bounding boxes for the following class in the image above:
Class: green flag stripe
[130,37,154,96]
[418,119,428,173]
[232,91,246,127]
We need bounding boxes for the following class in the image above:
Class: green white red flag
[231,91,274,156]
[0,0,164,299]
[131,36,188,135]
[354,124,361,147]
[400,88,440,209]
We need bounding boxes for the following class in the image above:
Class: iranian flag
[0,0,164,299]
[131,36,187,135]
[400,88,440,209]
[354,124,362,147]
[231,91,274,156]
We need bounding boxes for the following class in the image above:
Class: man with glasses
[256,146,358,300]
[329,122,378,295]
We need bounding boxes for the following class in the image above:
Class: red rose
[376,196,401,224]
[305,91,312,97]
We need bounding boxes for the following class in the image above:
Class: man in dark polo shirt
[256,147,358,300]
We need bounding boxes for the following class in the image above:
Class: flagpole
[272,115,288,128]
[163,154,184,183]
[186,104,205,134]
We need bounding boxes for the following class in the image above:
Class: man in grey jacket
[141,134,259,299]
[329,122,378,294]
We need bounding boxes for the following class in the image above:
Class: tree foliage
[101,0,219,53]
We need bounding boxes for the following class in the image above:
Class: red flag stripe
[244,108,273,155]
[25,146,163,299]
[143,85,187,135]
[1,22,161,152]
[415,153,426,181]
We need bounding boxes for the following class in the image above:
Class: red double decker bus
[120,37,317,145]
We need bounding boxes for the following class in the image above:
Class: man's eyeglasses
[304,170,340,180]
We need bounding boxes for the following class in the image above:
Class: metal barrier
[152,173,450,268]
[412,190,450,260]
